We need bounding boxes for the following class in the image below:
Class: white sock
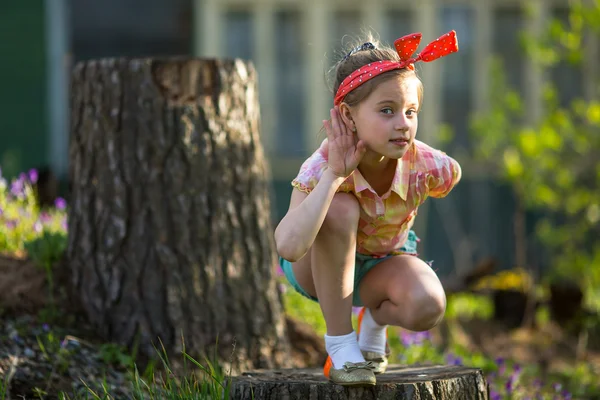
[324,331,365,369]
[358,308,387,354]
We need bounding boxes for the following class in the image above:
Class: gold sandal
[361,350,389,374]
[323,357,376,386]
[357,307,390,374]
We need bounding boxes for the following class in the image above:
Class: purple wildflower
[400,330,432,347]
[562,390,572,400]
[489,389,501,400]
[42,323,50,332]
[10,332,22,344]
[498,364,506,376]
[39,212,52,223]
[553,383,562,392]
[34,221,43,233]
[445,353,463,365]
[28,168,38,184]
[400,331,416,346]
[10,178,24,197]
[505,376,514,393]
[55,197,67,210]
[5,219,16,230]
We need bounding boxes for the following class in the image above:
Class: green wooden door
[0,1,47,179]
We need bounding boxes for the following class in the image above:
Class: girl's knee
[403,287,446,331]
[322,193,360,233]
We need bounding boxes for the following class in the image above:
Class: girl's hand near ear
[324,107,367,178]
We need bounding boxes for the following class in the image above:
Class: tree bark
[231,365,489,399]
[67,57,290,372]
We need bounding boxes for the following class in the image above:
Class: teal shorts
[279,230,419,307]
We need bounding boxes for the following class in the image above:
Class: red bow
[334,30,459,106]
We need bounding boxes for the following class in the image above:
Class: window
[224,11,254,61]
[71,0,192,61]
[550,7,583,107]
[331,10,362,55]
[492,8,525,92]
[384,9,414,45]
[275,11,305,155]
[439,5,473,151]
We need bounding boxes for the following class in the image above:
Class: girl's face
[346,75,420,161]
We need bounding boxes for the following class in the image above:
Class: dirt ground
[431,316,600,376]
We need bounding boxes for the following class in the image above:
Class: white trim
[304,0,330,152]
[410,0,438,240]
[523,0,547,123]
[254,4,277,155]
[362,2,384,41]
[45,0,70,180]
[193,0,222,57]
[473,0,492,112]
[413,0,440,146]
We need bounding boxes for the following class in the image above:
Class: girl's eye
[381,107,393,115]
[406,109,417,117]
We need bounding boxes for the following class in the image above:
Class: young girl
[275,30,461,386]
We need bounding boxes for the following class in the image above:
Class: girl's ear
[338,103,355,131]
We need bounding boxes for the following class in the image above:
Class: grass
[1,169,598,399]
[5,284,592,399]
[5,337,235,399]
[281,280,599,400]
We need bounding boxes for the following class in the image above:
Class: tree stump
[231,365,489,399]
[67,57,290,372]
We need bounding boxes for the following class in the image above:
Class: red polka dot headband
[334,30,459,106]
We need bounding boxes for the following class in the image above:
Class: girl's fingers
[323,119,332,140]
[330,108,340,137]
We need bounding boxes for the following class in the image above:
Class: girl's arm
[274,107,366,262]
[274,168,345,262]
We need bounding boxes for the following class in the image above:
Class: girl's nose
[394,116,410,131]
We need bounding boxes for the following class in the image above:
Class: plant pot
[549,280,583,325]
[492,289,528,329]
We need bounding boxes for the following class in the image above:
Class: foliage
[471,268,533,293]
[470,0,600,294]
[445,292,494,320]
[0,168,68,312]
[25,231,68,271]
[0,168,68,257]
[280,276,599,399]
[98,343,134,370]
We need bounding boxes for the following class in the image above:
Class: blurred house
[0,0,589,276]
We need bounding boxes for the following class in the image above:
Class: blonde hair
[327,32,424,109]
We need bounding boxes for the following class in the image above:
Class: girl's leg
[290,193,365,367]
[291,192,361,335]
[358,255,446,332]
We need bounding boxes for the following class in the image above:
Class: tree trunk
[67,57,290,372]
[231,365,489,399]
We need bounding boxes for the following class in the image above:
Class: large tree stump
[67,57,290,371]
[231,365,489,399]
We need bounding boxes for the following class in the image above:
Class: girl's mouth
[390,138,409,147]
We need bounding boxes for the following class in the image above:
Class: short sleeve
[291,139,354,193]
[291,153,328,193]
[426,151,462,198]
